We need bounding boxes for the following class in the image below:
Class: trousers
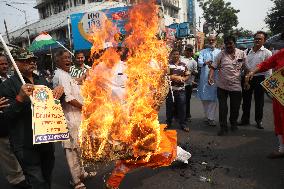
[185,85,193,119]
[0,137,25,184]
[22,144,55,189]
[65,148,85,184]
[166,90,187,129]
[217,87,242,128]
[241,75,265,123]
[201,100,217,121]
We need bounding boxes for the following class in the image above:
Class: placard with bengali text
[261,67,284,106]
[32,85,69,144]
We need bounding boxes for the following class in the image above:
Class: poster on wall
[70,6,129,50]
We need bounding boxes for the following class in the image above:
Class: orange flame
[79,0,170,162]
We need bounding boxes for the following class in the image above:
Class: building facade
[5,0,196,48]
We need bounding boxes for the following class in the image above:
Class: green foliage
[197,0,239,36]
[231,27,254,38]
[265,0,284,35]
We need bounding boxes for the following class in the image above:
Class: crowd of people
[0,49,95,189]
[0,30,283,189]
[167,31,284,159]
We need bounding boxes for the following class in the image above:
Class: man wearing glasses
[0,48,64,189]
[239,31,272,129]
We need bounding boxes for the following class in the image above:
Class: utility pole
[6,3,30,46]
[4,19,10,43]
[198,16,201,30]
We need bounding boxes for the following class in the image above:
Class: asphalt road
[1,91,284,189]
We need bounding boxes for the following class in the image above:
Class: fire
[79,0,170,163]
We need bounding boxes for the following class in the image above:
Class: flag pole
[0,34,26,85]
[55,41,74,57]
[67,16,72,49]
[50,46,54,72]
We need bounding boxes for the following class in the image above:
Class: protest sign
[261,67,284,106]
[32,85,69,144]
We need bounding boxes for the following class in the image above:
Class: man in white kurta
[53,50,92,189]
[197,35,221,126]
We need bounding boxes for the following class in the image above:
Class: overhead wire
[5,1,130,38]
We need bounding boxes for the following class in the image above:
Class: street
[1,91,284,189]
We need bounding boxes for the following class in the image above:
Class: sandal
[106,183,119,189]
[182,127,190,132]
[74,182,86,189]
[80,171,97,181]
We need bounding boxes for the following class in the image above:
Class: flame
[79,0,170,162]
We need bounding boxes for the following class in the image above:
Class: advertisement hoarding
[70,6,129,51]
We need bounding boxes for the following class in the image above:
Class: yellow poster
[261,67,284,106]
[32,85,69,144]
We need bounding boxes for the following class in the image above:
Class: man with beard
[197,35,221,126]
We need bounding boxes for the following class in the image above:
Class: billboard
[70,6,129,51]
[187,0,195,25]
[168,22,191,38]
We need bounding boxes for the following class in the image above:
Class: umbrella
[29,32,74,56]
[29,32,57,52]
[265,33,284,50]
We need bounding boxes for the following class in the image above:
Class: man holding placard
[0,48,64,189]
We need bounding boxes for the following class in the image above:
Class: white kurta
[53,68,83,149]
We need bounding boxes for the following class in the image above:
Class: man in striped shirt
[70,51,90,79]
[166,49,190,132]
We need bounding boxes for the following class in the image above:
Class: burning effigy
[79,0,191,188]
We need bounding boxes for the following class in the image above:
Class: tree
[265,0,284,35]
[197,0,239,36]
[231,27,254,38]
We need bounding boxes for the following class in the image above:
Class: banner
[196,32,205,50]
[70,6,129,50]
[261,67,284,106]
[32,85,69,144]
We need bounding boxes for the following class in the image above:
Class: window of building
[53,0,69,14]
[40,4,52,19]
[88,0,103,2]
[164,6,178,19]
[74,0,85,6]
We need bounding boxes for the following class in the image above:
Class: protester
[197,35,221,126]
[181,46,198,122]
[209,36,248,136]
[245,48,284,158]
[0,48,64,189]
[166,49,190,132]
[240,31,272,129]
[53,49,95,189]
[70,51,90,78]
[0,54,29,188]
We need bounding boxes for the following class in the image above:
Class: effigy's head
[79,0,170,163]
